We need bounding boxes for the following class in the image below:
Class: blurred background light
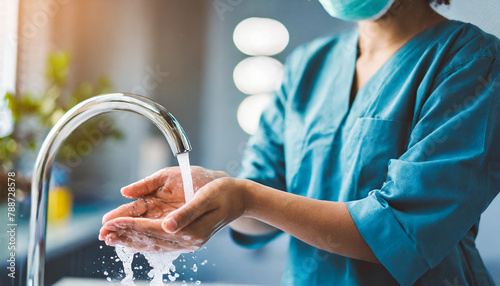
[233,56,283,95]
[233,17,289,56]
[237,93,272,135]
[0,0,19,100]
[0,104,14,137]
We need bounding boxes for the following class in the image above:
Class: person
[99,0,500,284]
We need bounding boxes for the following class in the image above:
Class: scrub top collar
[346,19,455,119]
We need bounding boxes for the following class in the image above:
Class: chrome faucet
[26,93,191,286]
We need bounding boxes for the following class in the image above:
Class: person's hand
[98,166,227,252]
[100,177,249,252]
[101,166,227,222]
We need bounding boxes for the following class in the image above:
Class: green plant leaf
[46,51,71,86]
[2,50,122,167]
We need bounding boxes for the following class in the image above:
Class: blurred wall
[52,1,154,200]
[0,0,18,97]
[48,0,208,200]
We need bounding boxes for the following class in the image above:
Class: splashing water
[113,152,196,285]
[143,250,184,286]
[115,246,135,286]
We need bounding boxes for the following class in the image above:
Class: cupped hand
[100,177,248,253]
[99,166,228,251]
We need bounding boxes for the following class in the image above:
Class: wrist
[217,177,254,219]
[239,179,257,217]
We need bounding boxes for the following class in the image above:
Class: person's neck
[357,1,448,58]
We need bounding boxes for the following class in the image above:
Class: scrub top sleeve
[230,86,287,248]
[232,47,306,248]
[236,45,307,190]
[236,87,287,190]
[347,57,500,286]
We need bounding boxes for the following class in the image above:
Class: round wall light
[237,93,273,135]
[233,17,289,56]
[233,56,283,95]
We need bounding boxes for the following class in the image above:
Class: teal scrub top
[232,20,500,286]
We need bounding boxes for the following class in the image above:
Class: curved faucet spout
[26,93,191,286]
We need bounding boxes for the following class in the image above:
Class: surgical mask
[318,0,395,22]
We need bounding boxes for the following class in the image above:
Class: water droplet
[195,281,201,285]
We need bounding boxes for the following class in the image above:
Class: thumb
[162,193,212,233]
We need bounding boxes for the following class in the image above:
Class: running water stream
[114,152,196,285]
[177,152,195,203]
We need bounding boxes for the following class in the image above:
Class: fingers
[106,217,167,238]
[102,217,193,244]
[102,199,148,224]
[121,168,173,199]
[162,191,216,233]
[104,231,181,253]
[99,226,112,241]
[101,219,199,252]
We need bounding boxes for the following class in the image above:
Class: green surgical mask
[318,0,395,22]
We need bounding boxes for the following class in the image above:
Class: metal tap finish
[27,93,191,286]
